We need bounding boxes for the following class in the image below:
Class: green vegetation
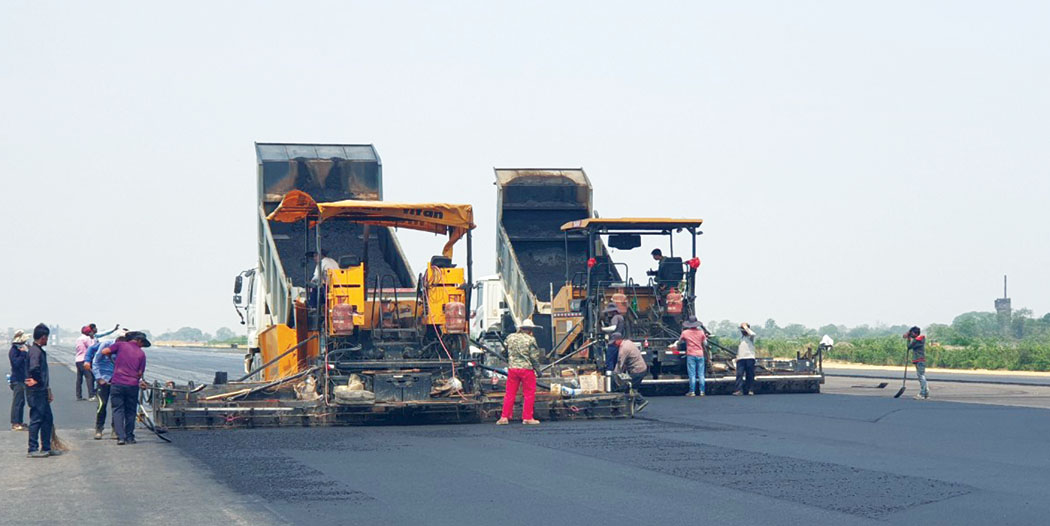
[705,309,1050,372]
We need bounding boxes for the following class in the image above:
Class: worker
[646,248,665,277]
[311,249,339,282]
[86,328,128,439]
[9,330,30,431]
[673,316,707,396]
[74,325,97,401]
[602,303,626,337]
[105,331,151,445]
[905,326,929,400]
[497,319,542,425]
[733,322,757,396]
[25,324,55,458]
[612,332,649,411]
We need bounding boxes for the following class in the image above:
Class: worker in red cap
[74,325,97,401]
[74,323,119,401]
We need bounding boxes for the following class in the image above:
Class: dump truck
[146,147,636,429]
[492,169,620,348]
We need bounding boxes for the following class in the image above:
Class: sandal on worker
[522,419,540,425]
[496,418,510,425]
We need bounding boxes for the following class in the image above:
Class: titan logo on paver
[402,209,444,219]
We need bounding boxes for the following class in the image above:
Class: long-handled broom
[893,345,909,399]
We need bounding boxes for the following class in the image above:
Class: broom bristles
[51,427,70,452]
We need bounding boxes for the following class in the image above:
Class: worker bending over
[612,333,649,411]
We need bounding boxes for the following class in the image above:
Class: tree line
[706,309,1050,371]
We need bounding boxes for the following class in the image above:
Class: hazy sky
[2,1,1048,336]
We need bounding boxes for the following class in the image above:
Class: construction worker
[74,325,97,401]
[650,248,664,264]
[104,331,151,445]
[75,323,118,400]
[311,249,339,282]
[733,322,757,396]
[497,319,541,425]
[25,324,55,457]
[612,332,649,411]
[906,326,929,400]
[673,316,708,396]
[86,328,128,439]
[9,330,30,431]
[646,248,665,278]
[602,303,626,337]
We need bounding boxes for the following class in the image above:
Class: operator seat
[430,255,455,268]
[339,255,361,269]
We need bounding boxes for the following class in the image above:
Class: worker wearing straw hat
[497,319,542,425]
[9,330,30,431]
[673,316,708,397]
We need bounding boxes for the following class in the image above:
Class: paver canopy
[267,190,475,257]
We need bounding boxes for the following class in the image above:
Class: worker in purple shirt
[102,331,150,445]
[87,328,128,440]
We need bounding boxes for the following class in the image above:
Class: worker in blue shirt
[87,328,127,440]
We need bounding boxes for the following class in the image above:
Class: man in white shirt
[312,250,339,282]
[733,322,757,396]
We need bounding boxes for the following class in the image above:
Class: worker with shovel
[497,319,542,425]
[906,326,929,400]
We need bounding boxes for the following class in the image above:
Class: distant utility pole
[994,274,1012,320]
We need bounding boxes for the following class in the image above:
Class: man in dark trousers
[9,330,30,431]
[24,323,55,458]
[104,331,150,444]
[87,328,128,439]
[906,326,929,400]
[733,322,757,396]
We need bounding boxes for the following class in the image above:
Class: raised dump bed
[495,168,619,349]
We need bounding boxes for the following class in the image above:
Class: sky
[2,1,1048,336]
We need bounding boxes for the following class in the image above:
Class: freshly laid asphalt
[5,345,1050,525]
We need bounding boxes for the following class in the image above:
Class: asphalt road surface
[5,346,1050,525]
[827,366,1050,386]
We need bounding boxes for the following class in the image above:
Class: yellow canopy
[561,218,703,232]
[268,190,475,257]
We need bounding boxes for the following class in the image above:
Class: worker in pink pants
[498,319,542,425]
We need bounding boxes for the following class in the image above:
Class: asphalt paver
[5,346,1050,525]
